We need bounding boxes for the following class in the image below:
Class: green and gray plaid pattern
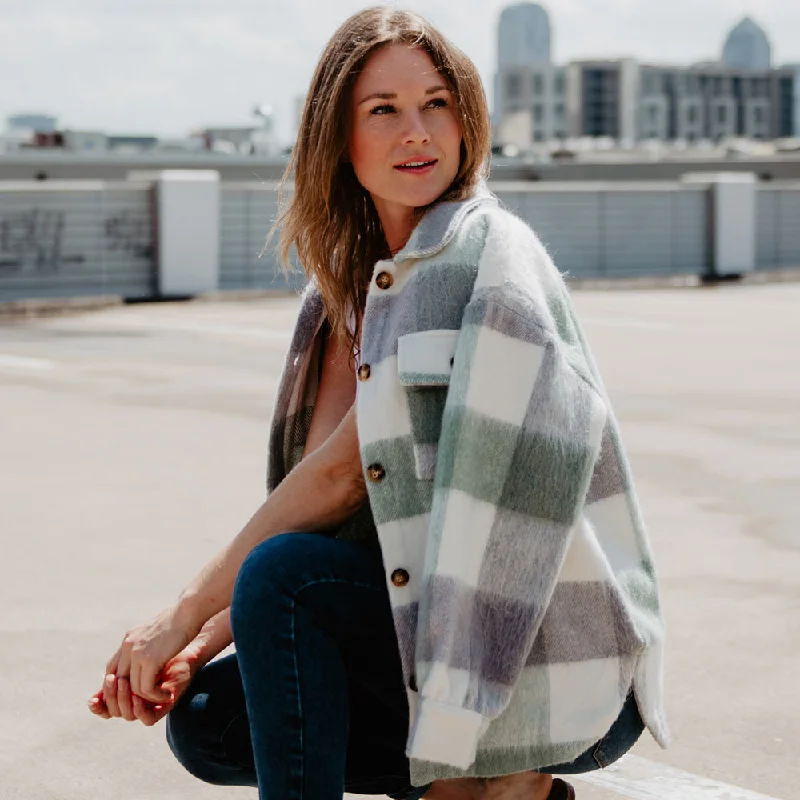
[265,186,668,782]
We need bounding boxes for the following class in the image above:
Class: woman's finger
[134,657,171,704]
[132,694,172,727]
[115,647,132,683]
[105,647,121,678]
[103,673,121,717]
[88,694,111,719]
[116,677,136,722]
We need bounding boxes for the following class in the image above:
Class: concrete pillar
[157,170,220,295]
[682,172,757,277]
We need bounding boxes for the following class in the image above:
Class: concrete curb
[566,274,701,291]
[0,294,124,320]
[191,288,302,302]
[739,267,800,285]
[2,267,798,319]
[567,267,800,291]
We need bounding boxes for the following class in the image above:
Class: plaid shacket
[266,185,669,784]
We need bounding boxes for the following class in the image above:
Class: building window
[505,74,522,100]
[649,106,658,124]
[533,104,544,124]
[717,105,727,124]
[554,103,564,119]
[754,106,764,124]
[533,131,544,142]
[554,73,565,94]
[533,74,544,95]
[687,106,697,124]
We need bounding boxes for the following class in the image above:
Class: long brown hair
[270,6,491,364]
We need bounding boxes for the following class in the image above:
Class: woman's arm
[178,401,365,627]
[188,606,234,669]
[114,402,365,702]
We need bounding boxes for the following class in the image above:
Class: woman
[88,8,668,800]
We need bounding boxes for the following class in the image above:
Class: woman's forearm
[190,607,234,669]
[175,404,365,630]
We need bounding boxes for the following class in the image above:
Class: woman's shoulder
[458,198,565,292]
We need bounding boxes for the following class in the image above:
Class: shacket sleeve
[406,217,608,769]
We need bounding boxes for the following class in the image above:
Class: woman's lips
[394,160,438,175]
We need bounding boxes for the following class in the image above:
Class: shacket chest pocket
[397,329,459,481]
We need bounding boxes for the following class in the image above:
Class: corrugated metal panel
[494,184,708,278]
[756,189,780,268]
[0,182,155,300]
[775,188,800,267]
[220,185,304,291]
[670,188,710,277]
[604,191,676,276]
[756,184,800,269]
[496,189,603,278]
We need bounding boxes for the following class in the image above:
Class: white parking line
[0,354,56,370]
[573,754,784,800]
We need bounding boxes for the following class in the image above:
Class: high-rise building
[497,2,551,68]
[496,65,569,142]
[638,64,794,142]
[493,6,795,148]
[722,17,772,71]
[782,64,800,137]
[565,60,640,143]
[494,3,564,140]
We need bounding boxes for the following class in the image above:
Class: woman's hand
[87,637,206,726]
[99,602,204,705]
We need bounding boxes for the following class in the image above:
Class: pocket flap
[397,329,459,386]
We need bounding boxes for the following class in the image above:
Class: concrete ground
[0,284,798,800]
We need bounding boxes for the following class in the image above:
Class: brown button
[367,463,386,482]
[357,364,371,381]
[391,568,410,587]
[375,271,394,290]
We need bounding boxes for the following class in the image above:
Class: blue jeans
[166,533,644,800]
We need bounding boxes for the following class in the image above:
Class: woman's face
[348,43,463,223]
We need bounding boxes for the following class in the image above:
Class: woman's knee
[165,690,221,784]
[164,656,254,786]
[230,533,318,638]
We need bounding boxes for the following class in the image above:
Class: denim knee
[165,697,219,784]
[230,534,298,642]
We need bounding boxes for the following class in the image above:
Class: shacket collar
[393,179,497,264]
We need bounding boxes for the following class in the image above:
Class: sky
[1,0,798,145]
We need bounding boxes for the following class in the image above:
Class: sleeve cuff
[406,698,489,768]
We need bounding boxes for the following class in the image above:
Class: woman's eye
[370,104,395,115]
[428,97,448,108]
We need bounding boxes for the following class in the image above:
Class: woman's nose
[402,110,431,145]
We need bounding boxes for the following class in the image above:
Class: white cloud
[0,0,798,143]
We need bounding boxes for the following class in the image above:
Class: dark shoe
[547,778,575,799]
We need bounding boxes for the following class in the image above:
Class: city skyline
[2,0,798,145]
